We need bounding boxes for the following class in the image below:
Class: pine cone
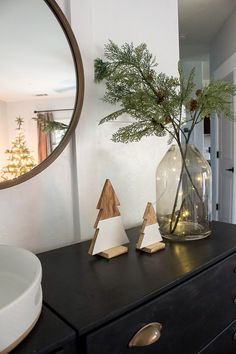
[188,99,198,112]
[196,89,203,97]
[165,116,172,124]
[156,90,165,104]
[146,74,154,82]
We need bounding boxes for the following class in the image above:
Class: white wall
[0,0,179,252]
[210,7,236,74]
[0,100,8,167]
[180,44,209,62]
[4,96,74,165]
[71,0,179,240]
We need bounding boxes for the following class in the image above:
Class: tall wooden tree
[88,179,129,259]
[137,202,165,253]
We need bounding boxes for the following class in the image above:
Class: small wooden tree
[88,179,129,259]
[137,202,165,254]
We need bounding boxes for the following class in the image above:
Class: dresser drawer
[199,320,236,354]
[86,253,236,354]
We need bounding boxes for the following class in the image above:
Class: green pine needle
[95,41,236,144]
[33,117,68,133]
[94,58,110,83]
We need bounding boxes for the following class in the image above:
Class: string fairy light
[1,117,36,181]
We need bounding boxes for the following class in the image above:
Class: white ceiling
[178,0,236,45]
[0,0,76,102]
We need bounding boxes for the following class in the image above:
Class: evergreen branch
[94,58,110,82]
[99,109,127,124]
[178,63,195,104]
[112,121,166,143]
[198,81,236,119]
[33,117,68,133]
[95,41,236,144]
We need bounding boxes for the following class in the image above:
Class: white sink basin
[0,245,42,353]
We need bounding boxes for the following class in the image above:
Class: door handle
[226,167,234,173]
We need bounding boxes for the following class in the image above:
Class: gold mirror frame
[0,0,84,190]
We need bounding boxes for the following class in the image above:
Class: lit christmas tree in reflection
[1,117,36,180]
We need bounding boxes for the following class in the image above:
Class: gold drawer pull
[129,322,162,347]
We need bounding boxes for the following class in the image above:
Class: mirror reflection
[0,0,76,181]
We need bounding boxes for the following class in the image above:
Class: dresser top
[38,221,236,335]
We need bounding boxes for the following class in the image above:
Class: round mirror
[0,0,84,189]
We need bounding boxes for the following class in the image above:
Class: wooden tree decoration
[88,179,129,259]
[137,202,165,254]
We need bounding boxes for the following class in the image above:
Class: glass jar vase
[156,144,212,241]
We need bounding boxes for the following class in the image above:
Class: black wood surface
[12,306,77,354]
[86,252,236,354]
[199,320,236,354]
[38,221,236,336]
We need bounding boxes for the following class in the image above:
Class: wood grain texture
[141,242,165,254]
[95,179,120,224]
[89,179,126,256]
[140,203,157,234]
[136,234,144,250]
[99,245,128,259]
[137,202,162,250]
[88,229,99,255]
[143,202,157,226]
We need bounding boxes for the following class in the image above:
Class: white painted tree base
[139,223,163,248]
[91,216,129,255]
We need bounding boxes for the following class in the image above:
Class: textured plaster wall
[71,0,180,240]
[0,0,179,251]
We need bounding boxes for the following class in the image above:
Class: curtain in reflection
[37,113,53,163]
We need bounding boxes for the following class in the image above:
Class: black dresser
[14,221,236,354]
